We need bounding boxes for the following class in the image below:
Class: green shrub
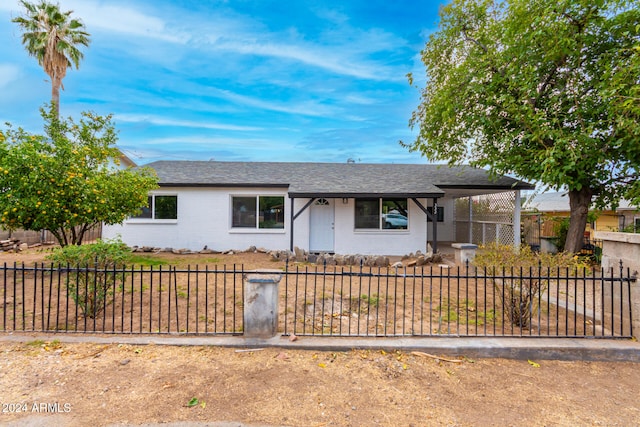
[48,238,131,318]
[621,223,640,234]
[551,217,570,252]
[473,243,587,328]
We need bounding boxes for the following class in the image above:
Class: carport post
[514,190,521,248]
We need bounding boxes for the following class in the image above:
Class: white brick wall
[103,188,455,255]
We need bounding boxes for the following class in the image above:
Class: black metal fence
[0,264,244,335]
[282,262,634,338]
[0,261,635,338]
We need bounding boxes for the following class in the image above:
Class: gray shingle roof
[143,161,534,198]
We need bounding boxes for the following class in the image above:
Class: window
[427,206,444,222]
[134,195,177,220]
[635,217,640,233]
[355,198,408,230]
[232,196,284,229]
[619,215,626,231]
[355,198,379,228]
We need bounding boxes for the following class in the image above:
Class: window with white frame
[355,198,408,230]
[134,195,177,220]
[232,195,284,229]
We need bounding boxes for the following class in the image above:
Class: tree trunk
[51,77,61,118]
[564,187,593,253]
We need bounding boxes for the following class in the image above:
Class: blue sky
[0,0,445,166]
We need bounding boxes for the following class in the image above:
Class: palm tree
[12,0,90,117]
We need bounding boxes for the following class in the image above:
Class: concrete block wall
[595,231,640,274]
[594,231,640,339]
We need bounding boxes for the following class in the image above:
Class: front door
[310,198,334,253]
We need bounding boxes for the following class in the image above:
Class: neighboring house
[102,161,534,256]
[118,151,137,168]
[524,191,640,236]
[107,149,137,170]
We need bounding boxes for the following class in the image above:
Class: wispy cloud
[0,63,20,89]
[210,89,339,118]
[115,114,262,132]
[214,40,395,81]
[0,2,16,12]
[66,1,407,81]
[139,135,287,147]
[63,0,189,44]
[1,0,443,164]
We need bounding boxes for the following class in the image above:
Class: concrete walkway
[1,332,638,362]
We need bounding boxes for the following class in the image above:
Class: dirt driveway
[1,340,639,427]
[0,248,639,426]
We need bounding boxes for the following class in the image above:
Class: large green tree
[12,0,90,116]
[405,0,640,252]
[0,107,158,246]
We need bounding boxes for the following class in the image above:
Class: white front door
[310,198,334,253]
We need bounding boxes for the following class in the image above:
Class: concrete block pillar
[243,271,282,338]
[594,231,640,339]
[632,284,639,341]
[451,243,478,265]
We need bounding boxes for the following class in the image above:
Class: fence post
[630,278,639,341]
[624,264,639,341]
[243,270,282,338]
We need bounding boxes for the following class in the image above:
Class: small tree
[48,238,131,318]
[473,243,587,328]
[0,106,158,246]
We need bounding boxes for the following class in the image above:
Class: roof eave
[288,192,445,199]
[438,183,536,190]
[158,183,290,188]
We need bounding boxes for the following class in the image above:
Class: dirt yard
[0,248,639,426]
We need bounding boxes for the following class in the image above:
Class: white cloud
[6,0,416,85]
[0,1,18,13]
[3,0,187,43]
[142,136,277,147]
[212,89,339,118]
[9,0,410,81]
[342,94,378,105]
[63,0,189,43]
[115,114,262,131]
[217,40,387,81]
[0,64,20,89]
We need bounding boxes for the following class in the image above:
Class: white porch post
[514,190,521,248]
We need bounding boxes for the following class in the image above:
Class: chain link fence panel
[454,192,516,246]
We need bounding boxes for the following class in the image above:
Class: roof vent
[347,158,355,164]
